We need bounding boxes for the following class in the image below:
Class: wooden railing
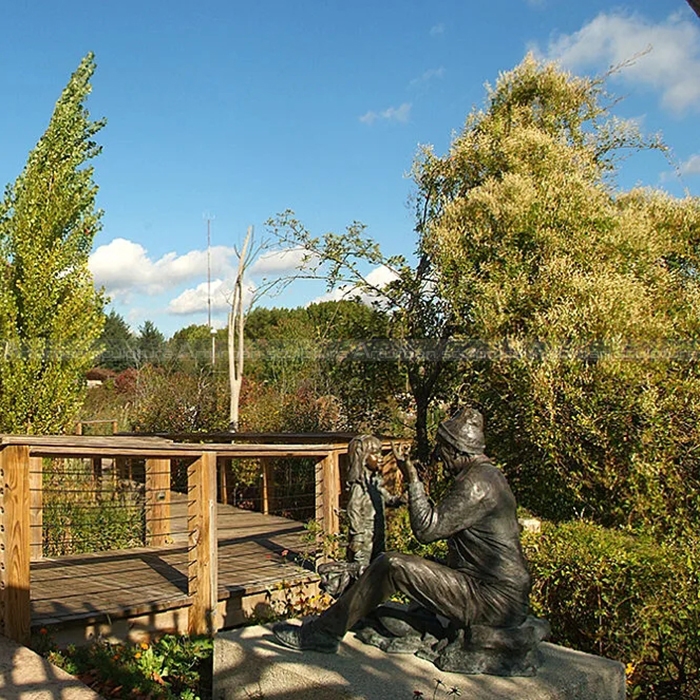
[0,434,406,645]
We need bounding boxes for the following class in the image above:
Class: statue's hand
[392,442,419,484]
[391,441,411,463]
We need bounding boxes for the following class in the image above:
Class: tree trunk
[414,390,431,465]
[687,0,700,19]
[228,226,252,432]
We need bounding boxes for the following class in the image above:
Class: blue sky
[2,0,699,337]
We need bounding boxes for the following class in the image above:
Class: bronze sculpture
[345,434,395,569]
[274,408,548,675]
[318,434,402,597]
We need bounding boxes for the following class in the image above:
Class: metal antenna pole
[205,216,216,366]
[207,218,212,331]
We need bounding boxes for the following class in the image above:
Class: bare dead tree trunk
[228,226,252,432]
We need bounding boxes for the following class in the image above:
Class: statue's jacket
[347,473,400,569]
[407,456,531,622]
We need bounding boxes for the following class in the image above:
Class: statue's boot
[272,619,340,654]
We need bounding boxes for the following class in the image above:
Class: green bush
[43,634,212,699]
[130,366,229,433]
[43,458,144,556]
[523,520,700,699]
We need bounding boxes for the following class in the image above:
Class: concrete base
[0,635,101,700]
[214,624,625,700]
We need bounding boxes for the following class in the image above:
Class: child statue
[319,434,402,597]
[345,434,402,571]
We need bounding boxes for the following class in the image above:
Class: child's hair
[346,434,383,484]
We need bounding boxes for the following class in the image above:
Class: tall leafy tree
[0,53,106,433]
[98,310,137,371]
[421,55,700,533]
[137,320,166,367]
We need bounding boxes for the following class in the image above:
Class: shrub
[85,368,116,382]
[129,366,228,433]
[42,458,144,556]
[523,520,700,699]
[43,634,212,699]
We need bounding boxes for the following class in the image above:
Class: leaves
[0,53,106,433]
[524,522,700,698]
[419,54,700,533]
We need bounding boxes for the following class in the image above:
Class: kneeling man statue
[274,407,548,676]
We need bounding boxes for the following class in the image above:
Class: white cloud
[540,11,700,114]
[410,67,445,89]
[680,153,700,175]
[365,265,400,289]
[429,23,444,37]
[167,279,228,315]
[359,102,412,125]
[90,238,236,298]
[310,264,400,305]
[249,247,312,275]
[167,277,258,316]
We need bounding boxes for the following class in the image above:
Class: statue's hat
[437,407,485,454]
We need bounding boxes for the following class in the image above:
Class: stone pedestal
[214,624,626,700]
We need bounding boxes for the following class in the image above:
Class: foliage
[266,205,459,461]
[419,54,700,532]
[168,323,219,373]
[42,634,212,699]
[253,576,334,624]
[243,300,409,435]
[386,506,448,561]
[98,310,137,371]
[0,52,106,433]
[129,365,229,433]
[523,521,700,699]
[137,319,166,367]
[42,458,144,556]
[83,299,414,439]
[411,679,462,699]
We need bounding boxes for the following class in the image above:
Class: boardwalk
[31,494,318,633]
[1,433,407,644]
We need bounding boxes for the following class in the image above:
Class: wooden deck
[30,493,318,633]
[1,433,410,644]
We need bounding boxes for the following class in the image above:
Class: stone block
[214,624,626,700]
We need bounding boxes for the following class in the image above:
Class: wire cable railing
[0,433,405,645]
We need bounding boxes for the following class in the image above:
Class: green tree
[98,309,136,371]
[0,53,106,433]
[266,213,458,461]
[306,300,407,434]
[137,320,166,367]
[168,323,215,373]
[420,55,700,533]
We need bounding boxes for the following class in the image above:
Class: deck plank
[30,494,317,629]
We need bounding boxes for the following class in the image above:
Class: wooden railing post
[218,458,235,506]
[261,458,274,515]
[92,457,103,501]
[315,451,340,537]
[187,452,218,635]
[0,444,32,644]
[29,456,43,561]
[145,458,171,546]
[218,458,228,505]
